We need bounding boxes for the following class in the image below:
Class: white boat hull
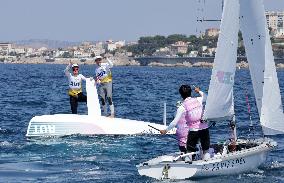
[26,79,175,137]
[137,139,276,180]
[26,114,174,137]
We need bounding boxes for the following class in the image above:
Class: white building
[38,47,48,52]
[90,42,104,55]
[0,43,12,54]
[170,41,188,55]
[107,43,117,51]
[205,28,220,37]
[202,46,208,52]
[115,40,126,48]
[25,47,35,57]
[153,47,171,56]
[266,11,284,37]
[277,29,284,37]
[10,46,25,54]
[73,50,83,58]
[189,51,198,57]
[82,52,92,58]
[92,47,105,56]
[55,50,69,57]
[106,40,126,51]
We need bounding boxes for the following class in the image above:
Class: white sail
[86,78,101,117]
[203,0,239,121]
[239,0,284,135]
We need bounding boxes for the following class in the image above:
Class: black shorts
[186,128,210,152]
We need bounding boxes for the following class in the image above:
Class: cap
[71,63,79,68]
[94,55,103,61]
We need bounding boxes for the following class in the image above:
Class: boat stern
[137,153,199,180]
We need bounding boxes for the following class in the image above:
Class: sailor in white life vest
[160,85,210,159]
[94,56,114,117]
[64,62,88,114]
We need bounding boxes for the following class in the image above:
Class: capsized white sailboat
[26,78,174,137]
[137,0,282,180]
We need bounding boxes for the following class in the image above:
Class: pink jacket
[183,97,208,131]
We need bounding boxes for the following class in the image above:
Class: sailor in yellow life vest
[65,62,88,114]
[94,56,114,117]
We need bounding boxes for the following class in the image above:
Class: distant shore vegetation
[124,33,284,58]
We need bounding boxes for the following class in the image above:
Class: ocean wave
[0,128,15,135]
[270,161,284,169]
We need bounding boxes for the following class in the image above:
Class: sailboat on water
[137,0,283,180]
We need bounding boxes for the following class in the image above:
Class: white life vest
[67,73,85,96]
[96,63,112,83]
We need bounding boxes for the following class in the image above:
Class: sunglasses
[73,68,79,71]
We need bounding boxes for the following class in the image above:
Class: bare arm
[195,87,207,104]
[64,63,71,78]
[80,74,86,81]
[197,91,207,104]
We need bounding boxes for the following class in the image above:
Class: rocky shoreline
[1,56,284,69]
[0,55,140,66]
[147,60,284,69]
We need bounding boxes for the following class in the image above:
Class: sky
[0,0,283,42]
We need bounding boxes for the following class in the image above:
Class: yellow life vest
[100,72,112,83]
[68,88,82,97]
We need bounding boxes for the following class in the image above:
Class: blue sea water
[0,64,284,183]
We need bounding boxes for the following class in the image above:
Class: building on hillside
[0,43,12,55]
[107,43,116,51]
[38,47,48,53]
[92,47,105,56]
[73,50,83,58]
[25,47,35,57]
[170,41,188,55]
[189,51,198,57]
[207,47,217,56]
[153,47,171,56]
[205,28,220,37]
[81,52,92,58]
[266,11,284,37]
[11,47,26,55]
[55,50,70,58]
[115,40,126,48]
[106,40,116,51]
[202,46,208,52]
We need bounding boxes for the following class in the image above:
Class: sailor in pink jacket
[160,85,208,155]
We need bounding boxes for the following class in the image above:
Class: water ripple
[0,64,283,182]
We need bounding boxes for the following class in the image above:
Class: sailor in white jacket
[94,56,115,117]
[64,62,87,114]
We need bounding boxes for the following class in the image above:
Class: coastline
[1,56,284,69]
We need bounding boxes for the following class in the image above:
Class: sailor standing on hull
[94,56,115,117]
[65,62,87,114]
[160,85,209,158]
